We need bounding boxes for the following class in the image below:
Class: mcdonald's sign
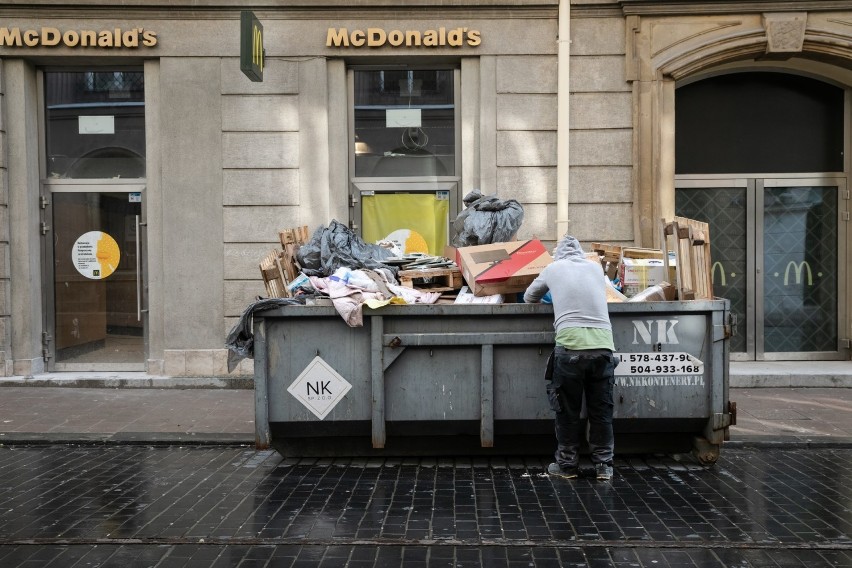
[240,11,263,82]
[784,260,813,286]
[711,261,726,286]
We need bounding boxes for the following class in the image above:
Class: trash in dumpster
[456,239,553,296]
[308,267,441,327]
[225,296,306,373]
[453,285,503,304]
[259,226,311,298]
[627,281,675,302]
[243,214,718,367]
[620,252,675,298]
[450,189,525,247]
[296,219,399,277]
[662,217,713,301]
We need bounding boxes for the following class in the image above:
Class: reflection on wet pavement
[1,446,850,566]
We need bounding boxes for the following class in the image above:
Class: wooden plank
[674,216,713,300]
[277,225,310,286]
[589,242,622,263]
[662,216,714,301]
[398,267,463,292]
[259,250,288,298]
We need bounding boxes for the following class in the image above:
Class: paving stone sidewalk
[2,386,852,447]
[1,446,851,567]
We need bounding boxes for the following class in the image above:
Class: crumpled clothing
[310,268,440,327]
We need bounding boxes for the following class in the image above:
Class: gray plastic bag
[296,219,397,277]
[451,190,524,247]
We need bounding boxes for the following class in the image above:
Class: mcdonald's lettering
[0,26,157,48]
[240,11,264,82]
[784,260,813,286]
[326,26,482,48]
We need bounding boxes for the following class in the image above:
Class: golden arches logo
[784,260,813,286]
[253,25,263,72]
[711,262,726,286]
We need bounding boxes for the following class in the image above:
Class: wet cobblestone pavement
[1,446,851,567]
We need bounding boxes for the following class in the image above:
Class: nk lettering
[631,319,680,345]
[306,381,332,396]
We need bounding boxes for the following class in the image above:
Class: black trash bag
[296,219,397,277]
[451,190,524,247]
[225,297,305,373]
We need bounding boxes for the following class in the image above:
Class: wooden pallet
[259,250,288,298]
[661,216,713,301]
[278,226,311,290]
[589,242,622,264]
[398,267,463,292]
[590,242,632,279]
[258,226,311,298]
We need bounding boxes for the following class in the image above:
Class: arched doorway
[674,72,847,361]
[627,11,852,363]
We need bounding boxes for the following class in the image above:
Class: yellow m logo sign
[253,25,263,71]
[784,260,813,286]
[711,261,726,286]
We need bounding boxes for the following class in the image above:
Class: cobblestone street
[1,445,850,566]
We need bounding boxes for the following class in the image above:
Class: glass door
[46,184,145,371]
[676,176,847,361]
[759,179,844,358]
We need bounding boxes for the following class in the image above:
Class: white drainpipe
[556,0,571,238]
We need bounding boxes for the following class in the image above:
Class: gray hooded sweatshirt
[523,235,613,346]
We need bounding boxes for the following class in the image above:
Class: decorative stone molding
[627,9,852,246]
[763,12,807,53]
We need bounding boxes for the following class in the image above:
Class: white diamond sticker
[287,356,352,420]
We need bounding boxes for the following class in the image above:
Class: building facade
[0,0,850,379]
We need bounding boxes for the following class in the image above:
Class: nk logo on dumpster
[287,356,352,420]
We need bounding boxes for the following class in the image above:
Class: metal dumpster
[253,299,733,463]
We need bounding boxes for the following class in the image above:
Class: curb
[3,434,852,450]
[0,432,255,446]
[0,377,254,389]
[725,436,852,449]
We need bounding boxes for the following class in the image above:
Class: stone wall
[568,14,634,248]
[0,60,9,376]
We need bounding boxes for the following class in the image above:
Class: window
[44,69,146,179]
[353,69,455,178]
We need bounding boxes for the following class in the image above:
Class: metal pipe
[556,0,571,237]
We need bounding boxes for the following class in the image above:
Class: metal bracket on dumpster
[371,326,554,449]
[702,412,732,445]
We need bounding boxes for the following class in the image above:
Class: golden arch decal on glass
[783,260,813,286]
[711,261,727,286]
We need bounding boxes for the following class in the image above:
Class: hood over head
[553,235,584,261]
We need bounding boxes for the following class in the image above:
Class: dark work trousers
[547,347,618,468]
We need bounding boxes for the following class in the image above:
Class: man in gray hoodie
[523,235,618,481]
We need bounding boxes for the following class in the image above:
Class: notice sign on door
[72,231,120,279]
[287,356,352,420]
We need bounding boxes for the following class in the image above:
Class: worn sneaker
[595,462,614,481]
[547,462,579,480]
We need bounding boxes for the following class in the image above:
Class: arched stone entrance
[627,9,852,245]
[626,8,852,360]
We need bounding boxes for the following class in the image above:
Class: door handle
[136,215,142,321]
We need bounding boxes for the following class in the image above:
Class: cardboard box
[456,239,553,297]
[619,249,676,297]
